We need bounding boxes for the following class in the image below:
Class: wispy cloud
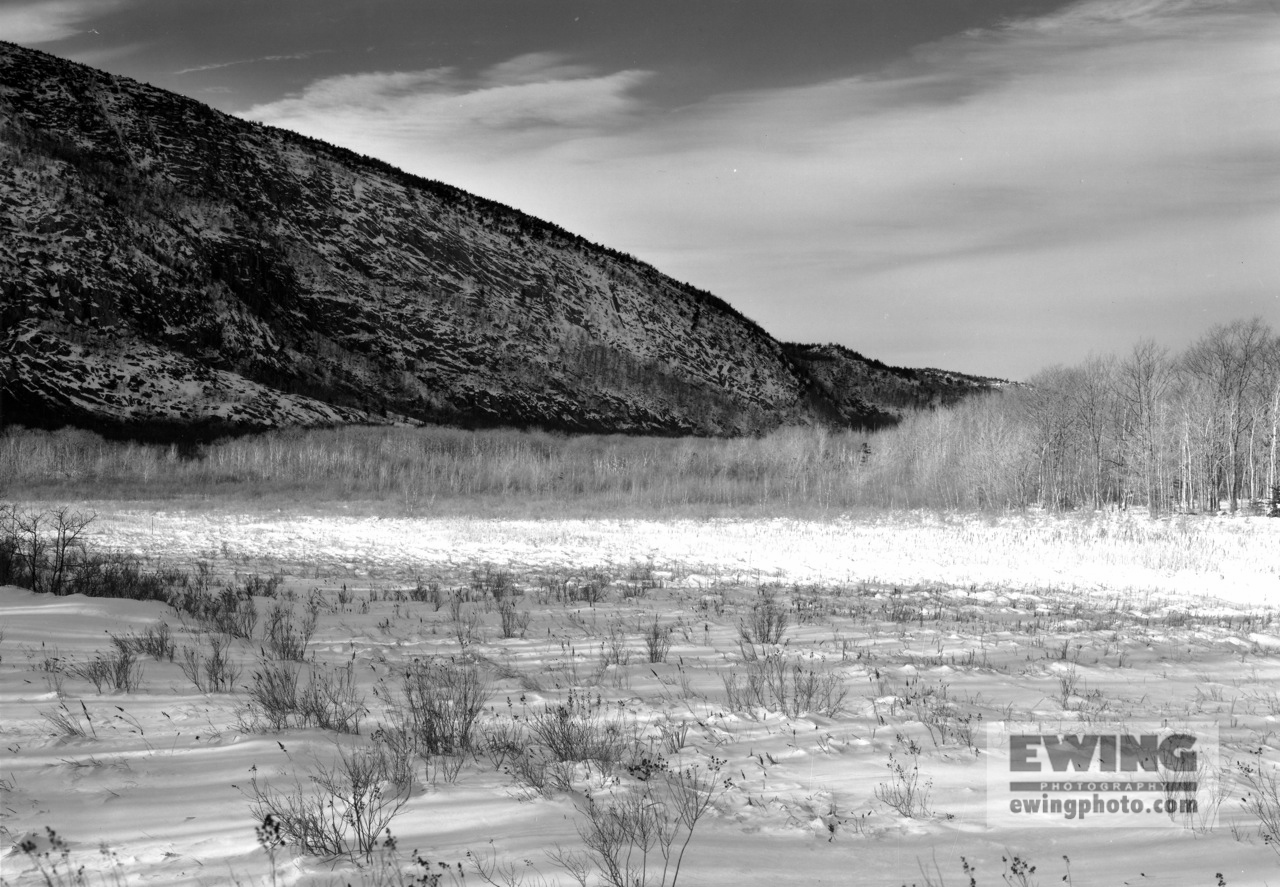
[175,52,318,76]
[243,0,1280,378]
[0,0,125,44]
[244,53,651,158]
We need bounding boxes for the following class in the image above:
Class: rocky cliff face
[0,42,1001,441]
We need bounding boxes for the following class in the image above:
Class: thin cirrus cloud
[244,0,1278,378]
[174,53,317,77]
[245,53,651,156]
[0,0,124,43]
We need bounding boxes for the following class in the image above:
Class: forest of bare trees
[866,317,1280,514]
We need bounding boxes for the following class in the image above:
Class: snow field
[2,506,1280,885]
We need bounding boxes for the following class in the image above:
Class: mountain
[0,42,1003,441]
[783,343,1008,429]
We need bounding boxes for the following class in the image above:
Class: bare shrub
[369,722,419,795]
[473,565,515,603]
[72,647,143,693]
[722,653,846,718]
[240,573,283,598]
[600,620,631,668]
[70,552,174,602]
[1181,751,1227,836]
[479,716,527,771]
[490,693,643,797]
[247,658,365,733]
[111,621,175,662]
[901,679,978,752]
[400,659,490,754]
[739,588,788,648]
[335,585,354,609]
[263,602,318,660]
[298,659,366,734]
[498,599,532,639]
[790,662,848,718]
[452,607,482,650]
[1238,749,1280,854]
[1057,664,1081,707]
[570,571,609,605]
[306,587,333,615]
[179,635,240,693]
[171,585,259,639]
[248,661,302,730]
[875,739,932,818]
[721,669,760,715]
[505,746,578,797]
[373,658,491,786]
[572,754,729,887]
[537,573,572,605]
[409,576,442,609]
[245,743,410,862]
[641,616,672,664]
[527,691,638,772]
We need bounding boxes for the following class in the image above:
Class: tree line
[863,317,1280,514]
[3,318,1276,517]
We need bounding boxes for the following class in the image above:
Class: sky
[5,0,1279,380]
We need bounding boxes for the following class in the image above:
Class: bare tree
[1180,318,1274,512]
[1117,340,1171,513]
[1070,354,1118,509]
[48,507,93,595]
[1021,366,1080,510]
[1266,338,1280,505]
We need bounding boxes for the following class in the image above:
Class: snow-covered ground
[80,505,1280,607]
[3,505,1280,886]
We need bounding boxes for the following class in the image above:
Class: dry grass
[0,425,881,516]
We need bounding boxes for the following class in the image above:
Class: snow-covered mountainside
[0,42,1001,440]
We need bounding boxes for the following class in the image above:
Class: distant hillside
[783,343,1008,428]
[0,41,1000,441]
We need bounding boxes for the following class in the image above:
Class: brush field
[2,503,1280,886]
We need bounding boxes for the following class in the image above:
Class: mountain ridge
[0,41,1005,442]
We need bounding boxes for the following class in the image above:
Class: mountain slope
[0,42,999,440]
[783,343,1009,429]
